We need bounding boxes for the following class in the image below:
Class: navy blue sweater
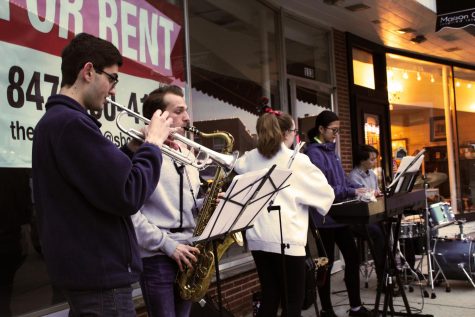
[304,141,359,228]
[32,95,163,290]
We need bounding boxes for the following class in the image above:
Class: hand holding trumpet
[143,109,174,147]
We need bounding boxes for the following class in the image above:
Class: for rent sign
[0,0,185,167]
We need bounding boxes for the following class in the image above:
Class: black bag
[190,295,234,317]
[302,247,317,310]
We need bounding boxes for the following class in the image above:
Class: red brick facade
[333,29,354,172]
[136,271,261,317]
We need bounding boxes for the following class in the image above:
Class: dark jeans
[63,286,135,317]
[140,254,191,317]
[316,226,362,311]
[252,250,306,317]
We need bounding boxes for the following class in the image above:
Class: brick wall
[333,29,354,172]
[136,270,260,317]
[207,270,261,316]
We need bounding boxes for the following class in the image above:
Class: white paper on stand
[190,166,292,243]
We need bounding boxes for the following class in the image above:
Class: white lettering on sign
[98,0,120,47]
[159,16,173,70]
[121,0,138,61]
[27,0,56,33]
[139,8,158,66]
[59,0,83,38]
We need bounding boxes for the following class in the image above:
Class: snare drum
[432,238,475,280]
[429,202,455,228]
[398,222,422,239]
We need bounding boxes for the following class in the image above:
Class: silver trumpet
[106,97,239,171]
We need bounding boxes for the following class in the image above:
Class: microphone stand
[266,142,305,315]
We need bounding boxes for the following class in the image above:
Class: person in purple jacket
[32,33,172,316]
[304,110,371,317]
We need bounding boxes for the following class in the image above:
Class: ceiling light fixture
[417,72,421,81]
[345,3,370,12]
[397,27,416,34]
[410,35,427,44]
[430,75,435,83]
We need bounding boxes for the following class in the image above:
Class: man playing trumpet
[32,33,172,316]
[127,85,202,317]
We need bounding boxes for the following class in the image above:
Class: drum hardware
[428,202,456,229]
[454,219,467,240]
[395,238,427,294]
[431,237,475,290]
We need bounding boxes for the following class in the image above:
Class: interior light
[430,75,435,83]
[468,83,473,89]
[387,69,393,79]
[403,71,409,80]
[456,81,461,87]
[417,72,421,81]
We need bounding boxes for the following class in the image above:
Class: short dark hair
[354,144,379,166]
[256,112,293,158]
[60,33,122,87]
[142,85,184,120]
[308,110,339,141]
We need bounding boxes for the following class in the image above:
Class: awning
[191,66,263,115]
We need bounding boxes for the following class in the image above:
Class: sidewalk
[300,269,475,317]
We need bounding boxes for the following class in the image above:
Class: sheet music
[388,152,425,189]
[190,166,292,243]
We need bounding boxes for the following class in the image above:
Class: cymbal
[415,172,448,188]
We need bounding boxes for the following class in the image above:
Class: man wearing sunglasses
[32,33,173,316]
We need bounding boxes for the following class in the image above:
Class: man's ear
[82,62,94,81]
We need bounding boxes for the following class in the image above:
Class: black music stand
[374,150,433,317]
[190,165,292,316]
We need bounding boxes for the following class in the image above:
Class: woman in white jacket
[234,108,334,317]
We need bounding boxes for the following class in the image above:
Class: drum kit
[398,201,475,292]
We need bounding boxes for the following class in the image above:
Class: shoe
[348,305,372,317]
[320,309,338,317]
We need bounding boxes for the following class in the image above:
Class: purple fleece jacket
[32,94,162,290]
[304,141,359,227]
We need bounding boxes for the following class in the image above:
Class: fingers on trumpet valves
[145,110,172,147]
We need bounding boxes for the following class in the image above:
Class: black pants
[252,250,305,317]
[316,226,362,311]
[351,223,386,281]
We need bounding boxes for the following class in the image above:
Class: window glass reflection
[454,67,475,211]
[386,54,454,207]
[188,0,279,262]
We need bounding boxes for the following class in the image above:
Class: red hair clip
[264,107,282,116]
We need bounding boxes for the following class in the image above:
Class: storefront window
[353,48,375,89]
[454,67,475,211]
[284,16,331,84]
[189,0,279,137]
[386,54,457,209]
[283,16,332,142]
[188,0,279,264]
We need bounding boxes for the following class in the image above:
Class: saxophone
[177,128,242,302]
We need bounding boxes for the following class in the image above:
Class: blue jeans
[63,286,135,316]
[140,254,192,317]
